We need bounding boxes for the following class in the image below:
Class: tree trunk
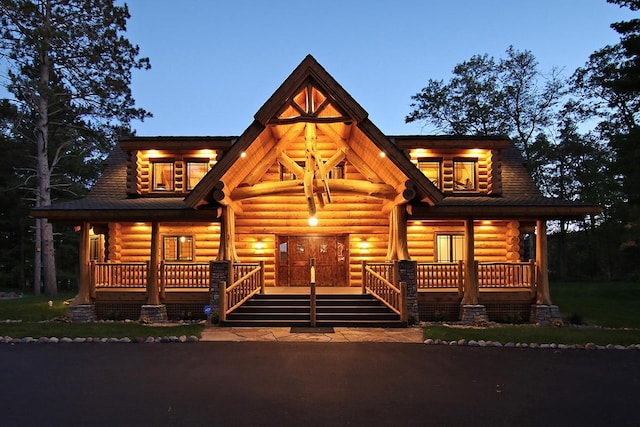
[33,218,42,295]
[35,0,57,296]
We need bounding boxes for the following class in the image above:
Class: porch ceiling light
[308,216,318,227]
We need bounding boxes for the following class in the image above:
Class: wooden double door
[277,235,348,286]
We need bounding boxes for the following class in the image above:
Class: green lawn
[423,281,640,345]
[0,292,204,339]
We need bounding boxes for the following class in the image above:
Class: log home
[32,55,599,325]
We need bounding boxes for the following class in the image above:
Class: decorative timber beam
[381,181,417,214]
[211,181,244,213]
[230,179,396,201]
[242,122,305,186]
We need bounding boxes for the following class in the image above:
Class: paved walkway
[200,326,424,343]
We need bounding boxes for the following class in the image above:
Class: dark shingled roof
[32,139,599,222]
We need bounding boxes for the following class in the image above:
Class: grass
[0,291,204,339]
[422,281,640,345]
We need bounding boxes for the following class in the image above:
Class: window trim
[417,157,442,189]
[150,159,175,192]
[162,235,194,262]
[185,159,210,191]
[453,158,478,192]
[435,233,464,263]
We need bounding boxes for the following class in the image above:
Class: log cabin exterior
[32,55,599,324]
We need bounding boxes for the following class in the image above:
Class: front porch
[84,259,546,323]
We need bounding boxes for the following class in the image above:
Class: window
[328,163,344,179]
[163,236,194,261]
[89,236,102,261]
[186,161,209,190]
[152,161,174,191]
[417,159,442,188]
[436,234,464,262]
[453,159,477,191]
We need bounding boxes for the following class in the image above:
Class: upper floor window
[163,235,194,261]
[152,161,174,191]
[453,159,477,191]
[417,159,442,189]
[436,234,464,263]
[186,160,209,190]
[329,163,345,179]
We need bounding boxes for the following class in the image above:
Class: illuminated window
[329,163,344,179]
[436,234,464,262]
[89,236,101,261]
[280,163,303,181]
[186,161,209,190]
[453,159,477,191]
[417,159,442,189]
[163,236,193,261]
[152,161,174,191]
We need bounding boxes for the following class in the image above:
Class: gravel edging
[423,338,640,351]
[1,335,200,344]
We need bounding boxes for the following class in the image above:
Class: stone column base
[139,305,168,323]
[68,304,97,323]
[530,304,561,325]
[460,304,488,325]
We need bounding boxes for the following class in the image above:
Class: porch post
[461,219,478,305]
[77,222,91,304]
[535,220,551,305]
[386,205,410,261]
[530,219,561,324]
[140,221,167,322]
[68,222,97,322]
[461,219,487,324]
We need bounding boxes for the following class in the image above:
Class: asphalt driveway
[1,342,638,426]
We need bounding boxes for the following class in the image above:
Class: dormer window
[152,161,174,191]
[417,158,442,189]
[453,159,477,191]
[186,160,209,190]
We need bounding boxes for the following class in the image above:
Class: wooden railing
[92,261,148,289]
[417,261,464,292]
[477,261,536,289]
[362,262,404,319]
[223,261,265,317]
[160,262,210,297]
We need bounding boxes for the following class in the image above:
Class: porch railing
[92,261,148,289]
[362,262,405,319]
[417,261,464,293]
[477,260,536,289]
[160,262,210,297]
[223,261,265,317]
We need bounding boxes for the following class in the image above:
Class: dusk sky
[125,1,634,136]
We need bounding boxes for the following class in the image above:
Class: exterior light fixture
[308,216,318,226]
[240,151,247,158]
[379,151,386,158]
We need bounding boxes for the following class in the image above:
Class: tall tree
[0,0,150,295]
[406,46,565,187]
[572,0,640,278]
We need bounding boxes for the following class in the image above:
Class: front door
[277,235,348,286]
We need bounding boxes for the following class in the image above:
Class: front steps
[223,293,404,327]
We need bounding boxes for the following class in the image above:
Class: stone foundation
[68,304,97,323]
[139,305,168,323]
[461,304,488,325]
[530,304,561,325]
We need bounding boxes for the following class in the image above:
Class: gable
[185,55,442,214]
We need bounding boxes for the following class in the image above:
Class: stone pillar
[68,304,97,323]
[396,260,418,324]
[530,304,562,325]
[210,260,231,322]
[139,304,168,323]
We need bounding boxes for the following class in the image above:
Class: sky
[123,0,635,137]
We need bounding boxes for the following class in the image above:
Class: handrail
[477,261,536,288]
[224,261,264,315]
[363,263,403,317]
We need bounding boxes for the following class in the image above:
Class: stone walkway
[200,326,424,343]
